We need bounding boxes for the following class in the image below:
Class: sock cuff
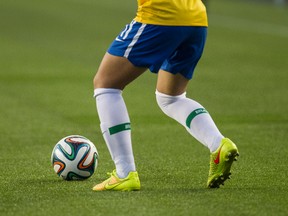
[93,88,122,98]
[155,90,186,99]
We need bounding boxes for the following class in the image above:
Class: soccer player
[92,0,239,191]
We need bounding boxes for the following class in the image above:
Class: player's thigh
[93,53,147,90]
[156,69,189,96]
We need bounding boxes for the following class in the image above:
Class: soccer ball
[51,135,99,180]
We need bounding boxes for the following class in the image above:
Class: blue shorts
[108,21,207,79]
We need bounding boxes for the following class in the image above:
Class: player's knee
[93,71,111,89]
[93,72,127,90]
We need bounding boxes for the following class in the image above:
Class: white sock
[156,90,223,152]
[94,88,136,178]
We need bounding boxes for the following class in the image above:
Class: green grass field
[1,0,288,215]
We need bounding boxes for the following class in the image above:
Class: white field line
[209,14,288,38]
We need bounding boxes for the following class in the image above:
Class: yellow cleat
[207,138,239,188]
[92,170,140,191]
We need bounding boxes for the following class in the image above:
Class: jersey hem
[133,17,208,27]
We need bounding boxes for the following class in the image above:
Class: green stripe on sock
[186,108,208,128]
[109,123,131,135]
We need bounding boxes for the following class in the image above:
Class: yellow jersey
[134,0,208,26]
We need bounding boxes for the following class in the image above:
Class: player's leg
[155,26,239,188]
[156,70,224,152]
[91,21,185,191]
[156,70,239,188]
[93,53,146,191]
